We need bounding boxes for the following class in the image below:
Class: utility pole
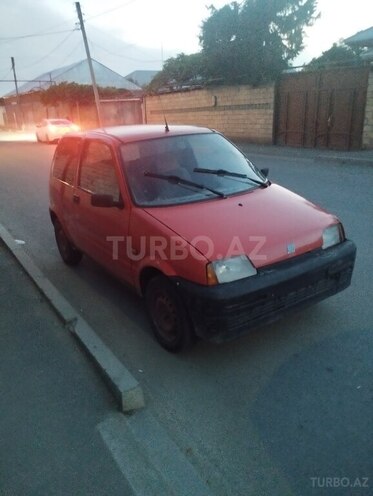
[75,1,103,127]
[11,57,23,129]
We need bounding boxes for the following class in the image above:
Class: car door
[72,138,133,284]
[50,136,83,238]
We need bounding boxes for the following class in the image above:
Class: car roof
[62,124,215,143]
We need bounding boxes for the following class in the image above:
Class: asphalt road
[0,140,372,495]
[0,241,134,496]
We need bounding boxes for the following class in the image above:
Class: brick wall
[362,69,373,149]
[145,84,275,143]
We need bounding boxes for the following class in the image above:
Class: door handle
[73,194,80,204]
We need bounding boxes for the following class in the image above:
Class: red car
[49,125,356,351]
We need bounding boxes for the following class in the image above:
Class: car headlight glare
[207,255,257,284]
[322,224,343,249]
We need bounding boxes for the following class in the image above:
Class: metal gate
[275,67,369,150]
[101,98,143,126]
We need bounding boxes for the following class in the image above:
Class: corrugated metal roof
[344,26,373,47]
[125,70,159,87]
[4,59,141,96]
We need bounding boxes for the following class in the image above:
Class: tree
[148,0,318,91]
[200,0,319,85]
[306,43,363,69]
[39,82,131,107]
[147,53,205,92]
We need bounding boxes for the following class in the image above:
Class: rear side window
[52,137,81,185]
[79,141,120,201]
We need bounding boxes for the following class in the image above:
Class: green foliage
[148,0,318,91]
[39,82,131,106]
[147,53,205,92]
[200,0,318,85]
[306,43,364,69]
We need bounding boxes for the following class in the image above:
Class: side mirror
[260,168,269,178]
[91,194,124,209]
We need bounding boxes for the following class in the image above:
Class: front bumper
[173,240,356,343]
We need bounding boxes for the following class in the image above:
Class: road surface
[0,140,372,495]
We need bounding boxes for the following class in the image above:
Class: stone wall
[362,68,373,149]
[144,84,275,144]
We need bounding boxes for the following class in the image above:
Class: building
[3,59,144,129]
[344,26,373,61]
[4,59,141,97]
[124,70,159,88]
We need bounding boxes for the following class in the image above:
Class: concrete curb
[0,223,145,413]
[238,146,373,167]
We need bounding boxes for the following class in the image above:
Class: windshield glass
[120,133,265,206]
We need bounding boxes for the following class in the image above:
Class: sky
[0,0,372,96]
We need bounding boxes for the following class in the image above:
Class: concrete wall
[363,68,373,149]
[145,84,275,144]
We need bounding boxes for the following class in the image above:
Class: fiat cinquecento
[49,125,356,351]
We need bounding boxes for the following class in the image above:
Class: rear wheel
[145,275,195,352]
[54,220,82,266]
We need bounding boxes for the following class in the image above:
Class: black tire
[145,275,195,352]
[54,221,83,266]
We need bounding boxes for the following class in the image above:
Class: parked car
[49,125,356,351]
[36,118,80,143]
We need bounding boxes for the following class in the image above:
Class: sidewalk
[1,128,373,165]
[237,141,373,166]
[0,240,134,495]
[0,232,214,496]
[0,129,36,142]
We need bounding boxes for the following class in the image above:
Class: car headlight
[207,255,257,285]
[322,224,343,249]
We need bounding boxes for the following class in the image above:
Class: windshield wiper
[193,167,268,187]
[144,172,227,198]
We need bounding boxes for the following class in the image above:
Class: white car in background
[36,118,80,143]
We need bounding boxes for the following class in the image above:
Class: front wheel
[54,221,83,266]
[145,276,195,352]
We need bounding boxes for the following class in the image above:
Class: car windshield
[120,133,266,206]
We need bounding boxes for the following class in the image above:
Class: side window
[52,137,81,185]
[79,141,120,200]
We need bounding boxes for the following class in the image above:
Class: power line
[0,79,53,83]
[21,30,78,70]
[0,28,76,42]
[57,40,85,67]
[0,67,12,80]
[88,38,162,63]
[84,0,138,21]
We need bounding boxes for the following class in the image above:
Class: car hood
[143,184,338,268]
